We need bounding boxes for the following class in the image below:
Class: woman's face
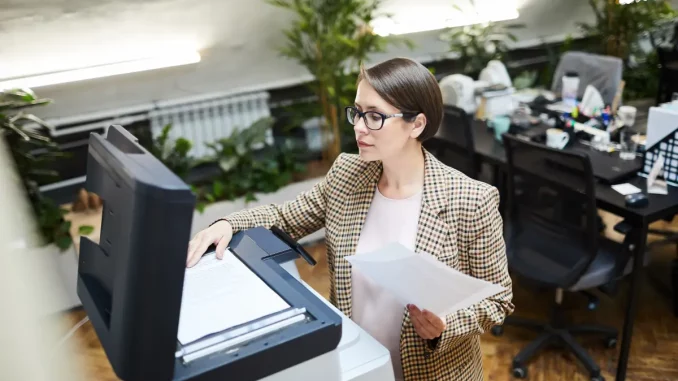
[353,80,426,162]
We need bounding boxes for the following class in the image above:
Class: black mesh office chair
[494,134,636,381]
[424,105,480,179]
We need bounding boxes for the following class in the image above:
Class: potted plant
[578,0,677,100]
[441,20,524,78]
[186,116,313,236]
[268,0,412,163]
[0,88,92,251]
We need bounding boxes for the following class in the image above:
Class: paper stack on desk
[346,243,506,318]
[177,251,290,345]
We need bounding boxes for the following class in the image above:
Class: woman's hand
[407,304,446,340]
[186,220,233,267]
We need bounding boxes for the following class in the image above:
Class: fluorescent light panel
[372,0,520,36]
[0,51,201,90]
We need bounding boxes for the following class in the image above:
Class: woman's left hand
[407,304,446,340]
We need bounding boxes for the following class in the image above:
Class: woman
[186,57,514,380]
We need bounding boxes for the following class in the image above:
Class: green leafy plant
[512,70,539,90]
[578,0,676,99]
[579,0,676,60]
[268,0,412,163]
[0,89,89,250]
[193,117,306,212]
[441,21,524,76]
[145,123,195,180]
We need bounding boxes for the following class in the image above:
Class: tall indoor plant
[579,0,675,60]
[0,88,83,250]
[268,0,411,163]
[578,0,676,99]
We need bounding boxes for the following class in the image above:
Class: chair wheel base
[512,366,527,378]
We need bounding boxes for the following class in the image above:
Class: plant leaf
[78,225,95,235]
[196,203,206,213]
[55,236,72,250]
[219,157,238,172]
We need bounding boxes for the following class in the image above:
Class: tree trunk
[328,103,341,162]
[317,85,342,164]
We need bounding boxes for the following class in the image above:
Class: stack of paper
[177,251,290,345]
[346,243,506,318]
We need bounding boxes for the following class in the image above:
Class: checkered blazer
[224,149,514,380]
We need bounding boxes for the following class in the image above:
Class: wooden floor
[61,211,678,381]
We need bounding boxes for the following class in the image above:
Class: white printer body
[259,261,395,381]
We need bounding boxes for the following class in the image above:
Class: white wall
[3,0,674,121]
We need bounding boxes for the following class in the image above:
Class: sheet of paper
[546,102,575,113]
[177,251,290,345]
[612,183,642,196]
[345,242,506,318]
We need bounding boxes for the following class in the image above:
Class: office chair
[495,134,638,381]
[551,51,623,106]
[424,105,480,179]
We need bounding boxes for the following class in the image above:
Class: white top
[351,186,423,381]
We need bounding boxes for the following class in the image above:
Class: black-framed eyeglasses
[345,106,418,131]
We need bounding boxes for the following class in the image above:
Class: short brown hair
[357,57,443,142]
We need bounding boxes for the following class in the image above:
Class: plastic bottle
[562,71,580,107]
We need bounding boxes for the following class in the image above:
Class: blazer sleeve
[427,186,515,353]
[219,154,344,241]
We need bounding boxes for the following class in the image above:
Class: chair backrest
[424,105,478,179]
[503,134,600,287]
[551,51,623,106]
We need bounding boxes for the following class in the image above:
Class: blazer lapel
[334,159,381,317]
[414,150,453,261]
[400,150,455,357]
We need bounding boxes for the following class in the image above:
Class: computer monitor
[77,125,196,380]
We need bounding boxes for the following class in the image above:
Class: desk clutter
[436,55,678,212]
[433,51,678,381]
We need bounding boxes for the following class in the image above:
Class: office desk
[436,121,678,381]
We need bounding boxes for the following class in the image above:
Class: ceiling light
[0,51,201,90]
[372,0,520,36]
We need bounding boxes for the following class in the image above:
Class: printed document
[346,242,506,318]
[177,251,290,345]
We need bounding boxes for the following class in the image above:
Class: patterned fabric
[224,149,515,380]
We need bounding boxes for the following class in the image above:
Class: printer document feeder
[77,125,342,381]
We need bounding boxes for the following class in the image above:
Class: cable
[54,316,90,350]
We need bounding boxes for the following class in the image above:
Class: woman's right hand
[186,220,233,267]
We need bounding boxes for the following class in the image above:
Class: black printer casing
[77,125,342,381]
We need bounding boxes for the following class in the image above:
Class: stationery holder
[639,126,678,187]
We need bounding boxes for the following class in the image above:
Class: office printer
[77,125,394,381]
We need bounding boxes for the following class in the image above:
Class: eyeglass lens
[346,107,383,130]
